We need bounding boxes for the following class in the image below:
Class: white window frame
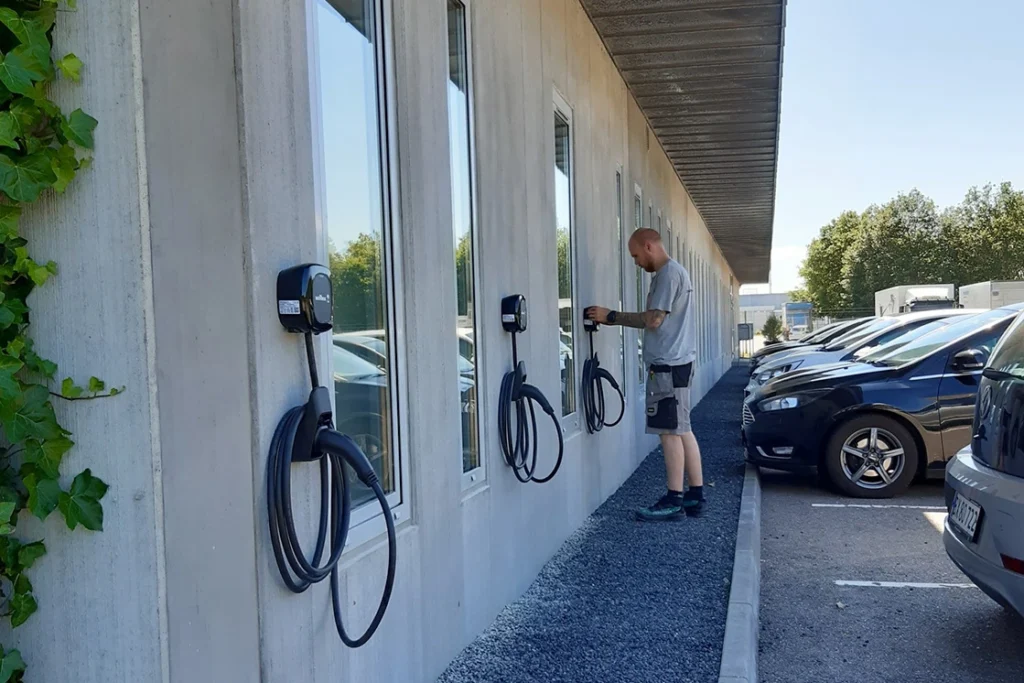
[615,167,627,401]
[307,0,410,544]
[666,218,673,258]
[633,183,645,389]
[553,88,580,434]
[446,0,487,492]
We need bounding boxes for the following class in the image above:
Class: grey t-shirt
[644,258,696,367]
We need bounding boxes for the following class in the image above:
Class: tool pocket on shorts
[671,363,693,388]
[645,372,678,430]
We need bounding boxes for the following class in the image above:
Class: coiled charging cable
[497,329,565,483]
[581,322,625,434]
[267,332,397,648]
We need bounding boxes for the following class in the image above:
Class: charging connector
[268,264,397,649]
[581,311,625,434]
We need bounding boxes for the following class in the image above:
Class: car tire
[824,414,919,499]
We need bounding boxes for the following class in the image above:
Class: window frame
[445,0,487,491]
[615,167,627,401]
[307,0,410,542]
[552,88,580,432]
[633,182,645,388]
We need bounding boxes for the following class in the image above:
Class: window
[873,309,1014,367]
[615,171,626,391]
[666,220,673,258]
[553,94,576,418]
[313,0,401,513]
[446,0,481,478]
[634,185,644,384]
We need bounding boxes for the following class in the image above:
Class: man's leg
[662,433,686,492]
[636,384,692,522]
[680,431,705,516]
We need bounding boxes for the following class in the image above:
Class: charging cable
[268,328,396,647]
[581,320,625,434]
[497,294,565,483]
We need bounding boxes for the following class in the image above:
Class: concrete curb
[718,464,762,683]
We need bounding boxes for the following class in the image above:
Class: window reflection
[447,0,480,474]
[616,172,626,389]
[554,109,575,416]
[634,192,644,383]
[315,0,396,509]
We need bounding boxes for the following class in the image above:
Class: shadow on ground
[437,366,749,683]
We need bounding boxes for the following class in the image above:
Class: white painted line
[812,503,946,510]
[835,580,977,589]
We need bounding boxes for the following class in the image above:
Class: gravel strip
[438,366,749,683]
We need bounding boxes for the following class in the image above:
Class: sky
[740,0,1024,295]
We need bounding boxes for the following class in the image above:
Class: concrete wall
[8,0,740,682]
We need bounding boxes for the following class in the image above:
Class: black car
[750,317,874,373]
[742,304,1024,498]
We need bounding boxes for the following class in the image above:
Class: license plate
[950,492,982,541]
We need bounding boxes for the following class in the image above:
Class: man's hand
[585,306,611,324]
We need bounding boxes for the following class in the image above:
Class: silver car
[944,310,1024,617]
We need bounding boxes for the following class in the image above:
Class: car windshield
[332,345,385,380]
[824,318,898,351]
[869,309,1014,367]
[855,318,955,360]
[800,322,845,343]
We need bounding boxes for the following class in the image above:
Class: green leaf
[24,472,60,520]
[0,354,23,401]
[0,383,62,443]
[0,112,20,149]
[0,500,15,534]
[9,590,37,628]
[0,648,25,683]
[88,376,104,392]
[0,203,20,238]
[6,338,24,358]
[51,144,77,193]
[0,45,49,96]
[0,8,54,67]
[0,151,57,202]
[109,387,120,396]
[58,468,107,531]
[56,53,83,82]
[61,109,97,148]
[9,98,42,131]
[17,540,45,570]
[61,376,82,398]
[24,437,72,478]
[0,304,16,329]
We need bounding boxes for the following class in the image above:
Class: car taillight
[1000,554,1024,575]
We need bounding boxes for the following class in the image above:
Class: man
[585,228,704,521]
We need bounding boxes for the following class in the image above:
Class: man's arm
[611,310,667,330]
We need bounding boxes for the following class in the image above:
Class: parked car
[742,304,1024,498]
[745,309,979,396]
[944,311,1024,617]
[749,317,875,373]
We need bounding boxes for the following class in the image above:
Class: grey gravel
[437,366,750,683]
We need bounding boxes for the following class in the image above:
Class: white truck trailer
[958,281,1024,309]
[875,284,956,316]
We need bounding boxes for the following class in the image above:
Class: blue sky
[741,0,1024,294]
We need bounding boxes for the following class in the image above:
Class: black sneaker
[635,494,685,522]
[682,494,705,517]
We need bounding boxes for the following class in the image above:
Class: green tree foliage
[799,183,1024,316]
[328,233,384,333]
[762,313,783,342]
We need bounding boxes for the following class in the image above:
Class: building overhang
[580,0,787,284]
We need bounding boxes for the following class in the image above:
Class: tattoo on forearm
[613,311,665,330]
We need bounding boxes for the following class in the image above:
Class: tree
[329,233,385,332]
[762,314,783,343]
[799,210,862,315]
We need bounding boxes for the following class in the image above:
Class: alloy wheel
[839,427,906,490]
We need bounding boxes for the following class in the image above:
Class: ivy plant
[0,1,114,680]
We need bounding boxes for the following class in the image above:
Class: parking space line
[834,580,977,589]
[811,503,946,510]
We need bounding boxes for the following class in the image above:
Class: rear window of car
[986,312,1024,377]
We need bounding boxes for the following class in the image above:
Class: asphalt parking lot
[758,469,1024,683]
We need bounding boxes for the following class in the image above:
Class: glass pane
[316,0,396,509]
[616,172,626,388]
[446,0,480,474]
[554,109,575,416]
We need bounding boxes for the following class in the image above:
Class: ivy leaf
[0,9,54,73]
[56,53,82,82]
[0,648,25,683]
[24,436,72,478]
[23,347,56,379]
[88,376,105,392]
[61,109,97,149]
[0,303,15,329]
[51,144,77,193]
[0,383,63,443]
[61,377,82,398]
[23,472,59,520]
[9,98,41,132]
[0,112,20,149]
[0,203,20,239]
[9,590,37,628]
[0,45,49,96]
[0,151,57,202]
[0,500,15,534]
[0,354,23,402]
[58,468,107,531]
[16,540,45,570]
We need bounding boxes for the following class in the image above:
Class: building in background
[20,1,785,681]
[740,292,791,332]
[783,301,814,335]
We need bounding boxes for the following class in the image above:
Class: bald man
[585,228,705,521]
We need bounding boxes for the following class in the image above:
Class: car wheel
[824,414,918,499]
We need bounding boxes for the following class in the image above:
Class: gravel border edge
[718,463,762,683]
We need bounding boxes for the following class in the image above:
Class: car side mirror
[953,349,985,372]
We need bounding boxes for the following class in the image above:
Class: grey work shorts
[644,364,693,435]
